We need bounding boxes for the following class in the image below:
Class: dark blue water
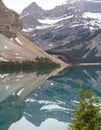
[0,66,101,130]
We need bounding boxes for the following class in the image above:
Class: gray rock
[20,0,101,63]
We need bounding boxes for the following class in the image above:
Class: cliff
[0,0,22,37]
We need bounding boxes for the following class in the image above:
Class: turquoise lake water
[0,65,101,130]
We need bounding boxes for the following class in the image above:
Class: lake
[0,65,101,130]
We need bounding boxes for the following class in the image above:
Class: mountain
[0,0,22,37]
[0,0,66,67]
[20,0,101,63]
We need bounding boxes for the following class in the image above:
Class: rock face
[20,2,44,28]
[0,0,22,38]
[20,0,101,63]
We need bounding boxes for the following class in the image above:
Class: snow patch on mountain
[70,24,84,28]
[20,0,101,63]
[66,0,77,4]
[22,28,34,32]
[35,25,52,29]
[19,13,30,19]
[82,12,101,30]
[4,45,8,49]
[83,12,101,20]
[15,37,23,45]
[86,0,101,3]
[38,18,61,25]
[38,15,74,25]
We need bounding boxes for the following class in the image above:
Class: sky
[3,0,67,14]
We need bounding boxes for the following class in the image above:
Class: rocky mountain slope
[20,0,101,63]
[0,0,66,67]
[0,0,22,37]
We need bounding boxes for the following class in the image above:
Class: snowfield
[83,12,101,20]
[38,15,74,25]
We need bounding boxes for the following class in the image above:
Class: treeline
[0,57,60,75]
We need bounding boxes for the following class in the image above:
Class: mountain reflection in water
[0,66,101,130]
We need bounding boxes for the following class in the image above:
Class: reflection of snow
[40,104,67,111]
[50,82,54,85]
[6,85,10,90]
[83,45,95,58]
[25,99,54,104]
[0,74,9,79]
[9,117,67,130]
[71,100,79,104]
[17,88,24,96]
[0,57,8,61]
[16,75,24,78]
[16,79,20,82]
[16,56,23,59]
[25,99,66,106]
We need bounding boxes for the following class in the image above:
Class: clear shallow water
[0,66,101,130]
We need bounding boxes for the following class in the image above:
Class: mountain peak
[27,1,42,10]
[31,2,39,6]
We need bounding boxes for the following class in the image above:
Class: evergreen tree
[69,88,101,130]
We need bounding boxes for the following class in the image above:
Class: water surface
[0,66,101,130]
